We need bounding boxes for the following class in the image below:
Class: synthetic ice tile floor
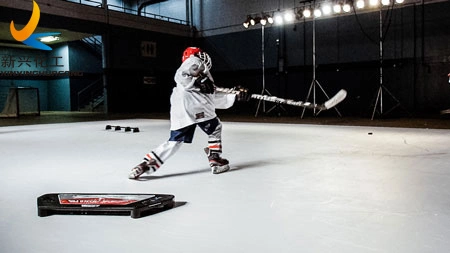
[1,119,450,253]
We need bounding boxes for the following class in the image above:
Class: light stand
[370,6,407,120]
[266,29,286,116]
[255,25,272,117]
[301,15,342,118]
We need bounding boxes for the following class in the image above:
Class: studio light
[242,0,405,30]
[322,4,332,15]
[260,14,274,25]
[356,0,365,9]
[303,8,312,18]
[343,3,352,12]
[243,15,252,28]
[260,17,267,26]
[284,10,295,22]
[274,13,284,24]
[369,0,379,6]
[333,3,342,13]
[314,8,322,18]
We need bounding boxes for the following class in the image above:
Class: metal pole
[312,16,316,116]
[379,7,383,115]
[371,7,384,120]
[301,17,315,119]
[255,25,266,117]
[370,5,408,119]
[262,24,265,105]
[301,16,317,118]
[301,14,342,118]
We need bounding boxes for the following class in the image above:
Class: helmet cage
[196,51,212,71]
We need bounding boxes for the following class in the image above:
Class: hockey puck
[368,132,373,135]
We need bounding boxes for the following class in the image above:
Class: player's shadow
[139,201,187,218]
[227,160,269,173]
[137,159,274,181]
[138,168,210,180]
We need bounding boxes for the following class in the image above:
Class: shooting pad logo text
[10,0,60,51]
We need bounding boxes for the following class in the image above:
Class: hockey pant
[143,118,223,172]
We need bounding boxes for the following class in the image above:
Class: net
[0,87,40,117]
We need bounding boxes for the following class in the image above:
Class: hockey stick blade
[323,89,347,110]
[440,108,450,115]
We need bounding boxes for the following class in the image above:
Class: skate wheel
[105,125,112,130]
[114,126,121,131]
[212,164,230,174]
[125,127,132,132]
[133,128,140,133]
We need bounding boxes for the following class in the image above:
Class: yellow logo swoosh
[10,0,40,42]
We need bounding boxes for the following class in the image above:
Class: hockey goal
[0,87,40,117]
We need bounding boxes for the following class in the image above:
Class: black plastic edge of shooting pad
[37,193,175,219]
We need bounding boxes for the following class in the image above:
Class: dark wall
[104,25,192,113]
[68,41,103,111]
[201,2,450,117]
[3,2,448,117]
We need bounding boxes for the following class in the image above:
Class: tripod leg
[371,86,382,120]
[371,85,410,119]
[255,99,264,117]
[315,80,342,117]
[255,89,274,117]
[382,85,411,117]
[301,80,315,118]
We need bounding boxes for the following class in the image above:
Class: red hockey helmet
[182,47,202,62]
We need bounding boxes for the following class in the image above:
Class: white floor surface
[1,119,450,253]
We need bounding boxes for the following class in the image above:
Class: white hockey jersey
[169,56,236,130]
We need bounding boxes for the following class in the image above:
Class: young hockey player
[129,47,248,179]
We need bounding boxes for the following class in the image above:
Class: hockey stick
[215,87,347,111]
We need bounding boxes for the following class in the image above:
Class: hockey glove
[194,75,215,94]
[234,86,250,102]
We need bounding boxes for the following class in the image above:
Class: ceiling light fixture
[39,35,60,42]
